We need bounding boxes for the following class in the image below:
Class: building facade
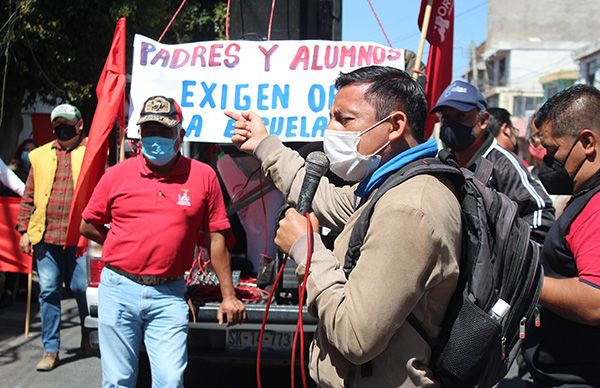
[574,41,600,88]
[464,0,600,135]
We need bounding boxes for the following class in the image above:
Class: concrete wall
[477,0,599,119]
[488,0,600,48]
[577,52,600,87]
[508,49,579,91]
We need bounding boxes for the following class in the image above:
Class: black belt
[104,263,181,286]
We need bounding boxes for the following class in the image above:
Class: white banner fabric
[128,35,405,143]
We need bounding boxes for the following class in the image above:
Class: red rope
[267,0,276,40]
[299,216,313,388]
[291,215,313,388]
[366,0,393,47]
[158,0,188,42]
[256,257,288,388]
[225,0,231,40]
[259,173,269,260]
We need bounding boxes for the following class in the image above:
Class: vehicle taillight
[87,240,104,287]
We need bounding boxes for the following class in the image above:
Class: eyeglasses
[528,132,541,145]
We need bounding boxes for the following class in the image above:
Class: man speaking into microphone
[227,66,462,387]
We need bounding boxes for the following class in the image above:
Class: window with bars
[586,60,597,85]
[513,96,545,117]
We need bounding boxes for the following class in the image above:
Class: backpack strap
[343,154,465,367]
[343,157,462,278]
[407,313,433,346]
[471,155,494,185]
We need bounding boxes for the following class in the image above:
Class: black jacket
[467,135,555,243]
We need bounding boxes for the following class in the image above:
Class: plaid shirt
[17,140,81,246]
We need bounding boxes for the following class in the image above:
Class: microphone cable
[291,214,313,388]
[256,252,288,388]
[256,214,314,388]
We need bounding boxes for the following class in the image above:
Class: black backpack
[343,150,543,388]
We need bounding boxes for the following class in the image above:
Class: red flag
[65,18,126,248]
[418,0,454,139]
[0,197,32,274]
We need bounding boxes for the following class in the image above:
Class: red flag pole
[417,0,454,139]
[414,0,434,80]
[64,17,127,248]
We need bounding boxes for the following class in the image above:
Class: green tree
[0,0,225,162]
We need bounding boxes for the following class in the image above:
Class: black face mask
[538,137,583,195]
[54,123,78,141]
[440,120,475,151]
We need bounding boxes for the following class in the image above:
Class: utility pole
[471,42,478,87]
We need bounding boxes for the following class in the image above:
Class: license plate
[226,330,293,352]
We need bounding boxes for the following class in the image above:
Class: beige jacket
[255,136,462,388]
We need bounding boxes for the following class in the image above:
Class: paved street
[0,295,101,388]
[0,289,527,388]
[0,294,300,388]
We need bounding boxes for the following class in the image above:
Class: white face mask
[323,115,391,182]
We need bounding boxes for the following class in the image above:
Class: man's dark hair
[335,66,428,143]
[535,84,600,137]
[487,107,512,137]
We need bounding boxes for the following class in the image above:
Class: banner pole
[25,271,32,337]
[414,0,434,80]
[119,127,126,162]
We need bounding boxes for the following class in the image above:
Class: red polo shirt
[82,154,230,277]
[566,191,600,288]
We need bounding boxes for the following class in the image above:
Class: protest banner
[127,35,405,143]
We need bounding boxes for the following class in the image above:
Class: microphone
[296,151,330,215]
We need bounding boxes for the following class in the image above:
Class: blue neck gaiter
[356,139,439,198]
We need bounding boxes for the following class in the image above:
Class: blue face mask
[141,136,178,166]
[21,151,31,167]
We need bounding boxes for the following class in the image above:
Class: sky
[342,0,488,80]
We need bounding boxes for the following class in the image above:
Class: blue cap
[431,80,487,113]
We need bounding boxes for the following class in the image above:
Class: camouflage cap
[136,96,183,128]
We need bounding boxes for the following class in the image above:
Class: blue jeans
[98,267,189,388]
[34,242,88,353]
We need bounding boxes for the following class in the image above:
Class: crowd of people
[229,67,600,387]
[1,64,599,387]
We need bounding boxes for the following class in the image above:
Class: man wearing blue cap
[17,103,90,371]
[432,80,554,243]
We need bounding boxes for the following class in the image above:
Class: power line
[0,0,19,129]
[390,0,488,46]
[455,1,488,18]
[23,29,66,94]
[0,8,19,36]
[508,56,579,84]
[367,0,393,47]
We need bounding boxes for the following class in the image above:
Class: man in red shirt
[81,96,246,387]
[523,84,600,387]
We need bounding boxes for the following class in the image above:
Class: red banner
[418,0,454,139]
[0,197,32,274]
[65,18,127,247]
